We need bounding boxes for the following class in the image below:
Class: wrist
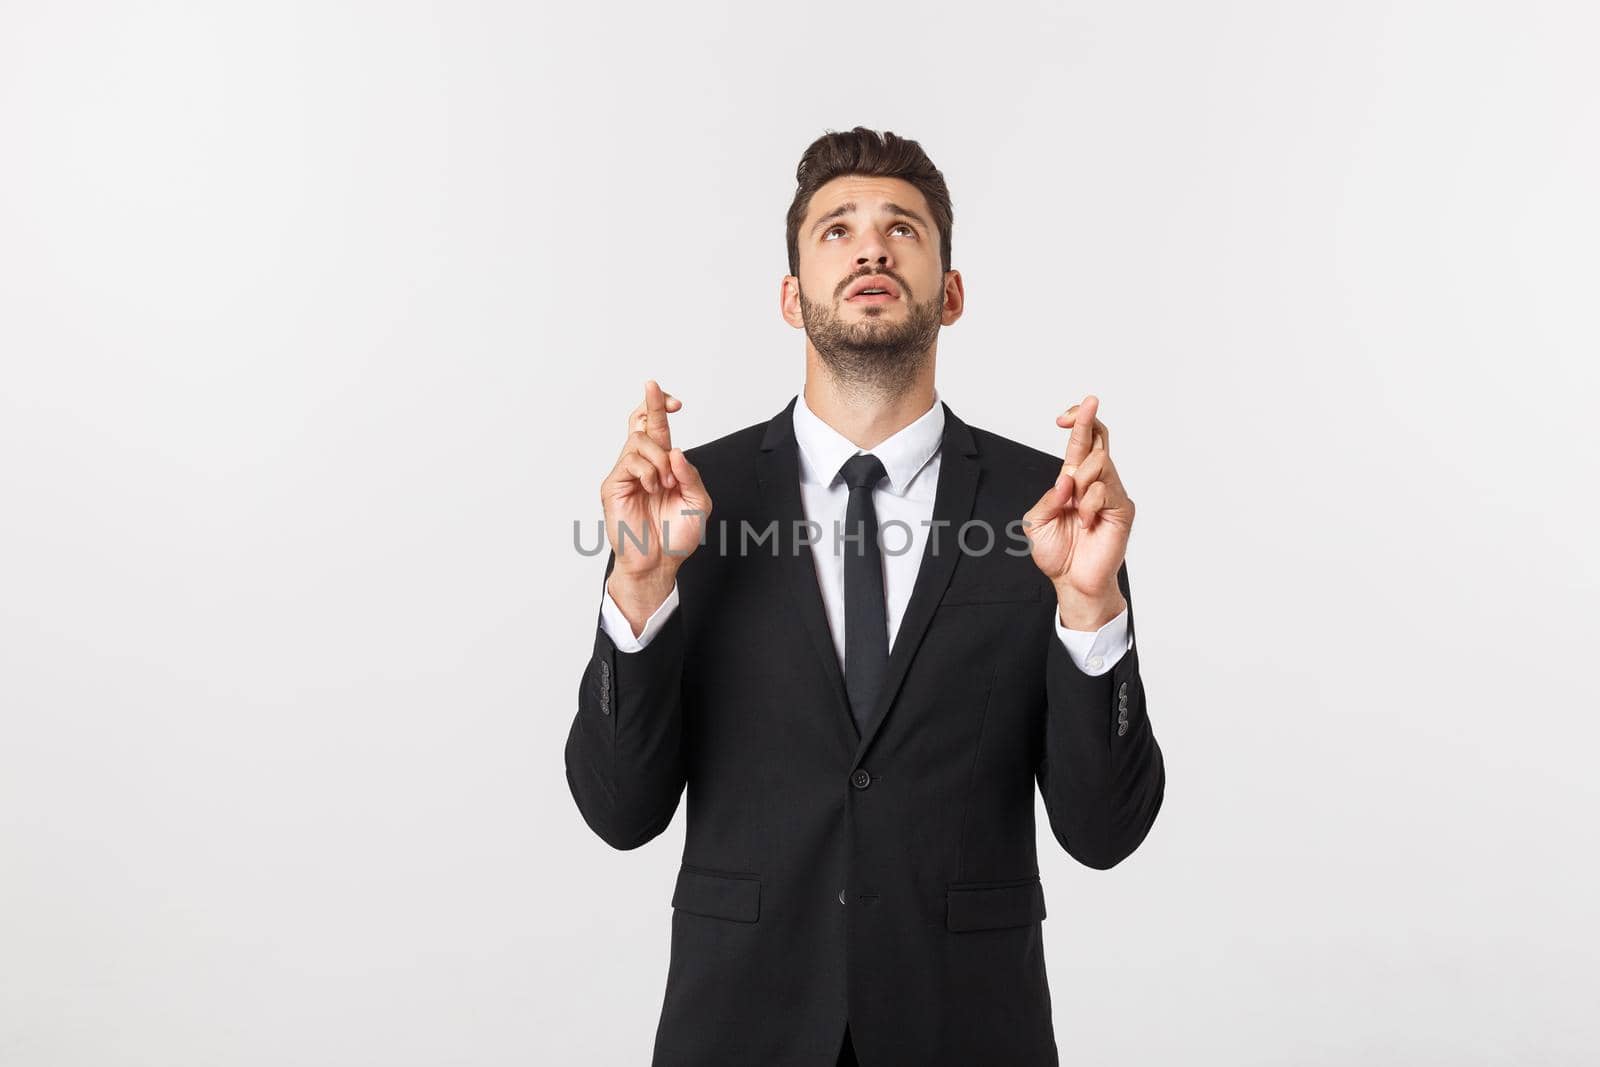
[608,568,678,622]
[1054,581,1126,631]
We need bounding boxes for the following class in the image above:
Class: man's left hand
[1022,394,1134,630]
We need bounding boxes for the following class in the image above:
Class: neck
[802,344,937,450]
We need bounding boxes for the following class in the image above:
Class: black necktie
[840,452,889,734]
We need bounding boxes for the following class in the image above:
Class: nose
[855,229,894,270]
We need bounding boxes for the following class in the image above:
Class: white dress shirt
[599,388,1132,676]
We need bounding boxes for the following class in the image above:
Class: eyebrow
[809,201,931,238]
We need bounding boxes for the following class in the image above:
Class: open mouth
[845,288,897,304]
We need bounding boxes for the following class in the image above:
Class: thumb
[1022,478,1069,532]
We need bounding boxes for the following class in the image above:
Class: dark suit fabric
[565,397,1166,1066]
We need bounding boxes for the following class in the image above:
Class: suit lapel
[755,396,983,765]
[758,397,858,749]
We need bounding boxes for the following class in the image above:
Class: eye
[823,223,917,240]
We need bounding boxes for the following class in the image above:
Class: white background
[2,2,1596,1064]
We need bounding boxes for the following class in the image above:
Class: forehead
[803,175,932,226]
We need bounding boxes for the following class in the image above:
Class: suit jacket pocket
[939,582,1044,606]
[672,865,761,923]
[946,876,1047,931]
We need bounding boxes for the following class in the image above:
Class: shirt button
[839,889,847,905]
[1088,655,1104,671]
[850,768,872,790]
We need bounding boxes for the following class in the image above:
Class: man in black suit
[565,127,1165,1066]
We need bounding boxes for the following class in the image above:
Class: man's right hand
[600,379,712,630]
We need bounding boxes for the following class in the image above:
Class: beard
[798,283,943,397]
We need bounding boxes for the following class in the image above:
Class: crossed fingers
[1055,395,1130,529]
[615,380,680,493]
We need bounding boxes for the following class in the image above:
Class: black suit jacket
[565,396,1165,1066]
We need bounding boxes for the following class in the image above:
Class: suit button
[839,889,847,905]
[1118,681,1128,700]
[1117,721,1128,736]
[850,768,872,790]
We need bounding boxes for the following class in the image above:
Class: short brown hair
[785,127,954,277]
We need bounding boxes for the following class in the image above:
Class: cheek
[801,266,844,300]
[808,243,852,275]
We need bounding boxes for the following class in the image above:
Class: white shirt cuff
[1053,603,1131,677]
[599,580,681,652]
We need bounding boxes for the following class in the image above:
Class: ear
[779,275,806,329]
[940,269,965,326]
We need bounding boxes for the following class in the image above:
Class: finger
[644,379,673,451]
[1078,480,1109,530]
[1085,460,1136,528]
[615,452,663,495]
[629,404,679,435]
[1062,394,1099,467]
[626,430,676,490]
[668,448,710,508]
[1056,401,1108,443]
[1055,409,1109,452]
[600,457,635,500]
[628,393,681,434]
[1060,449,1109,507]
[1023,479,1070,537]
[1095,450,1129,503]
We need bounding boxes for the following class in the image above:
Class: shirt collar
[792,386,945,494]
